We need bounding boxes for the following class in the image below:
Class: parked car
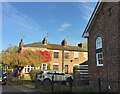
[36,70,73,85]
[0,71,7,85]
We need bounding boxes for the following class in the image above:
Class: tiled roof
[23,42,87,52]
[80,60,88,65]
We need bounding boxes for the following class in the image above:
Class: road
[2,84,22,92]
[1,83,41,94]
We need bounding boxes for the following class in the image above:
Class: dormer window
[96,37,103,66]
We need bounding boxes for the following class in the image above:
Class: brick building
[19,38,87,76]
[82,2,120,92]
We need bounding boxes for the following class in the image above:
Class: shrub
[29,69,42,82]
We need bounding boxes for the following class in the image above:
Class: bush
[29,69,42,82]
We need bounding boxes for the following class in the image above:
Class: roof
[23,42,87,52]
[82,1,102,38]
[80,60,88,65]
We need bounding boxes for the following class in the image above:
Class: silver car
[36,70,73,85]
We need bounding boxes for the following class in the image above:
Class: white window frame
[42,63,47,70]
[53,63,59,65]
[53,50,59,59]
[96,37,102,49]
[96,52,103,66]
[83,52,87,60]
[23,65,34,73]
[74,64,79,66]
[74,52,79,59]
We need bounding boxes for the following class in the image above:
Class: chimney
[42,38,47,45]
[19,39,23,47]
[61,39,67,47]
[18,39,23,53]
[78,42,84,48]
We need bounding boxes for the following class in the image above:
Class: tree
[1,45,19,55]
[2,50,52,72]
[83,41,88,49]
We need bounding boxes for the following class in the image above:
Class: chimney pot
[42,38,47,45]
[61,39,67,47]
[78,42,83,48]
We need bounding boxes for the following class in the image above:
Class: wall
[88,2,119,92]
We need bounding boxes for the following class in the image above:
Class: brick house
[19,38,88,77]
[82,2,120,92]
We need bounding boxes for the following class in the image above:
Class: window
[96,52,103,66]
[96,36,103,66]
[42,63,47,70]
[23,65,34,73]
[53,65,59,71]
[84,52,87,60]
[65,52,69,59]
[54,52,59,58]
[74,52,79,59]
[96,37,102,49]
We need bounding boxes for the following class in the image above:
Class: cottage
[18,38,88,77]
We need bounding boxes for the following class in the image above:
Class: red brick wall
[118,1,120,92]
[88,2,119,92]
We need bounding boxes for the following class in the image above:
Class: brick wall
[22,47,88,74]
[88,2,119,92]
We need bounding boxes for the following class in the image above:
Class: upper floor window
[74,52,79,59]
[54,52,59,58]
[96,36,103,66]
[83,52,87,60]
[96,37,102,49]
[65,51,69,59]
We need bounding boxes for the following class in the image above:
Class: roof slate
[23,42,87,52]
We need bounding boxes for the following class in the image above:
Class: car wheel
[4,82,6,85]
[44,79,52,86]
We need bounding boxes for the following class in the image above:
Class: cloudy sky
[2,2,97,51]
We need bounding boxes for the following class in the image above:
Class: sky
[2,2,97,52]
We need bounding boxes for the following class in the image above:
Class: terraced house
[19,38,88,76]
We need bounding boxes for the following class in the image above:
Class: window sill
[74,58,79,59]
[53,58,59,59]
[97,64,103,66]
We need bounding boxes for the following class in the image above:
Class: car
[0,71,7,85]
[36,70,73,86]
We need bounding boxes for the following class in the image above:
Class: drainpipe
[62,50,64,72]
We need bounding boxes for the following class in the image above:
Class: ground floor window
[96,52,103,66]
[42,63,47,70]
[53,65,59,71]
[23,65,35,73]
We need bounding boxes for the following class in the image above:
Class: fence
[73,66,89,85]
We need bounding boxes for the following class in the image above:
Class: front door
[65,65,68,74]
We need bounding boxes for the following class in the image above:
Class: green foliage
[83,41,87,49]
[29,69,42,81]
[1,45,19,55]
[2,50,44,69]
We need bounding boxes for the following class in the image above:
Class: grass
[12,77,33,84]
[53,85,93,92]
[37,83,93,93]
